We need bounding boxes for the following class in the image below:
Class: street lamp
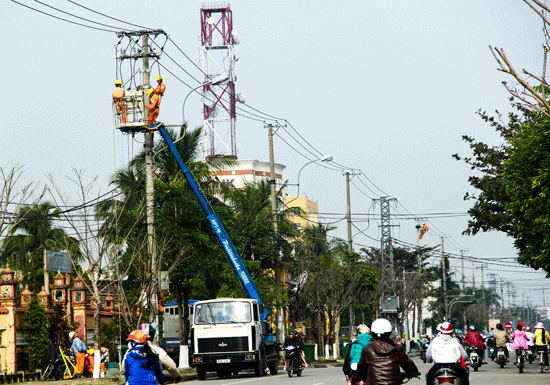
[448,299,476,322]
[285,154,333,207]
[181,73,230,131]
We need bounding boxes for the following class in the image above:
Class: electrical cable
[34,0,133,31]
[67,0,152,30]
[11,0,118,33]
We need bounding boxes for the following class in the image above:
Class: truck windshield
[194,301,252,324]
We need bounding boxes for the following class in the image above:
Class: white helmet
[371,318,392,337]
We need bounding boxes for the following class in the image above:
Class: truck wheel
[267,360,278,375]
[197,366,206,381]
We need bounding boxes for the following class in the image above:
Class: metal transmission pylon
[200,3,242,159]
[373,197,398,292]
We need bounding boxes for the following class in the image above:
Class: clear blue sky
[1,0,548,307]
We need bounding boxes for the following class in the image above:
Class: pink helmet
[536,322,545,329]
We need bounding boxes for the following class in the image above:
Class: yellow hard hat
[115,80,122,85]
[156,75,162,81]
[147,89,154,96]
[88,348,95,355]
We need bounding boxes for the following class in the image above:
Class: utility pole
[441,237,448,320]
[500,282,505,319]
[345,172,352,253]
[343,171,360,253]
[481,264,486,330]
[267,123,283,342]
[142,33,158,324]
[460,250,466,293]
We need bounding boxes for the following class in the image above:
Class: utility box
[303,344,315,362]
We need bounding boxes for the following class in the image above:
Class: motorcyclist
[464,325,486,364]
[493,323,510,362]
[426,321,470,385]
[353,318,419,385]
[534,322,550,370]
[343,324,372,382]
[283,329,307,370]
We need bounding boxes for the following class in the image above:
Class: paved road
[183,356,550,385]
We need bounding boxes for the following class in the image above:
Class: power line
[67,0,151,30]
[11,0,118,32]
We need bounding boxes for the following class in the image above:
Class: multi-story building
[211,159,285,190]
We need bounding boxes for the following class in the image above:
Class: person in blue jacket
[124,330,164,385]
[350,324,373,370]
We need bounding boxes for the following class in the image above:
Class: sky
[2,0,549,311]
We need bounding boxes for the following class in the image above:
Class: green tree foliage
[454,102,550,273]
[24,294,49,370]
[1,203,79,293]
[47,303,72,345]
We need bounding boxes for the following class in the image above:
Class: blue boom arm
[158,126,268,320]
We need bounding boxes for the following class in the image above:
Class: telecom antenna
[200,2,242,159]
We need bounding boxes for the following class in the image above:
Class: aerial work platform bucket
[113,89,148,132]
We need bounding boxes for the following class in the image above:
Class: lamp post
[448,299,476,322]
[182,74,230,130]
[285,154,333,208]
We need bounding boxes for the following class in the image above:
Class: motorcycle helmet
[470,324,477,331]
[371,318,392,338]
[496,323,503,330]
[439,321,454,334]
[358,324,370,335]
[127,329,147,345]
[289,329,298,337]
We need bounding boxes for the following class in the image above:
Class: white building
[212,159,285,190]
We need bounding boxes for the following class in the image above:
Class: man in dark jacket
[354,318,419,385]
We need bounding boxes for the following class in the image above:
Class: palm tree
[1,202,79,292]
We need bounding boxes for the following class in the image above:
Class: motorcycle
[432,366,464,385]
[284,345,302,377]
[525,347,534,364]
[495,347,507,368]
[465,345,481,372]
[537,346,547,373]
[352,371,414,385]
[41,354,66,381]
[419,344,428,364]
[516,347,525,373]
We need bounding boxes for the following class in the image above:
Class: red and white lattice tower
[200,2,239,159]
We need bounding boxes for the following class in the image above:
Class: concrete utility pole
[343,171,360,253]
[267,123,283,342]
[142,33,158,323]
[460,250,466,293]
[441,237,448,320]
[345,172,352,253]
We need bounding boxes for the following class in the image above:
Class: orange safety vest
[155,82,166,96]
[112,87,125,100]
[147,93,160,110]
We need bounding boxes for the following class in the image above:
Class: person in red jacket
[464,325,486,364]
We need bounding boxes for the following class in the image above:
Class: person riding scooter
[464,325,486,364]
[426,321,470,385]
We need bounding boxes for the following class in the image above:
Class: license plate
[217,359,230,364]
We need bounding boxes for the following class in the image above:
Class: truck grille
[197,337,249,353]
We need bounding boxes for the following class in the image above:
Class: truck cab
[191,298,279,379]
